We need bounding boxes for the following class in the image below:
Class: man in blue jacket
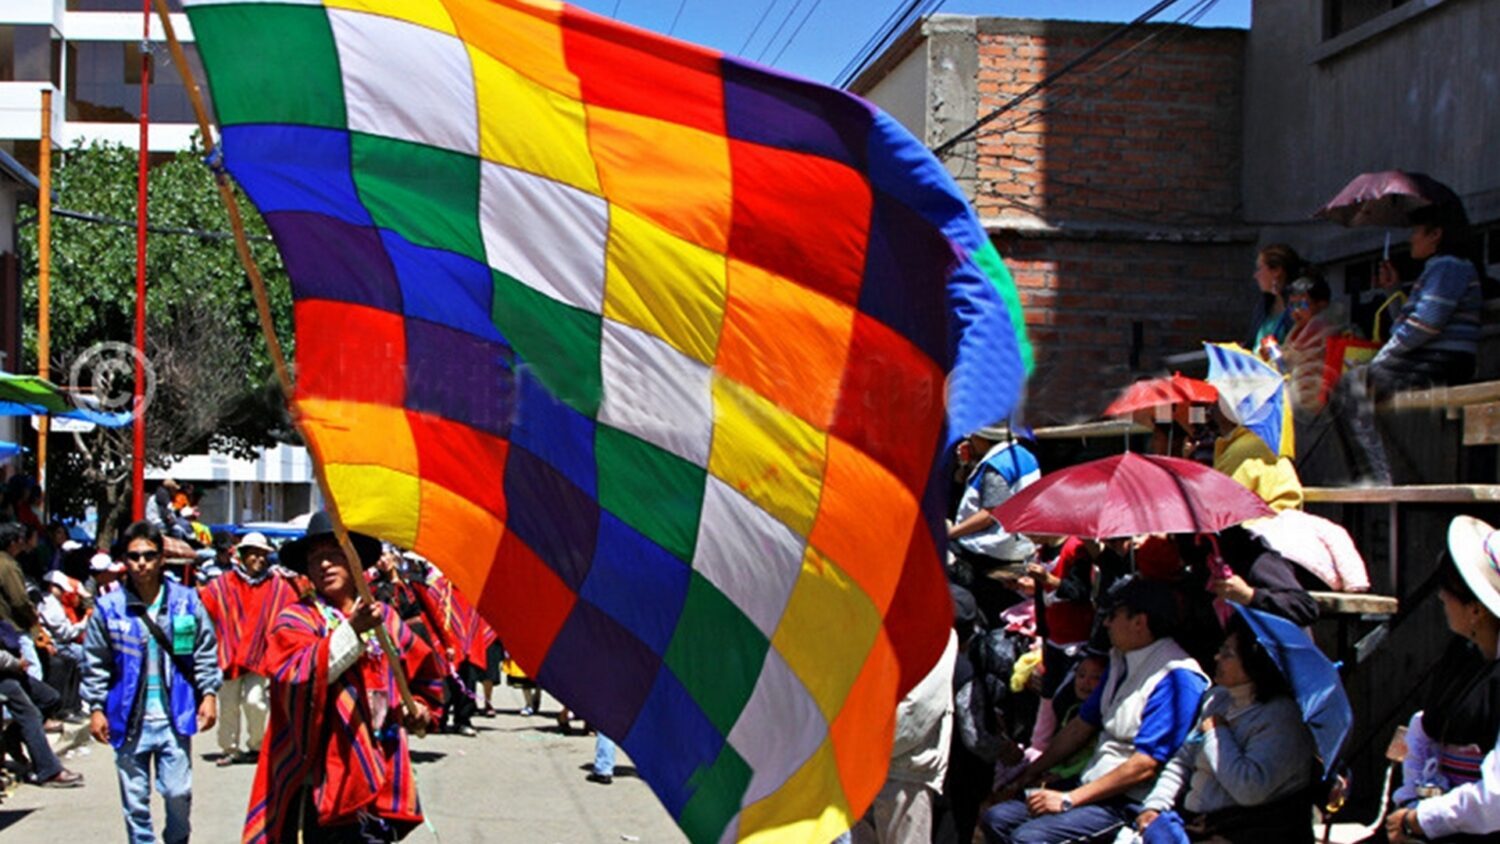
[82,520,221,844]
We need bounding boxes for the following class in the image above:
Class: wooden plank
[1464,402,1500,446]
[1386,380,1500,411]
[1311,591,1398,616]
[1032,420,1149,440]
[1303,484,1500,504]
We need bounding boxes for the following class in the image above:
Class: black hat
[1099,575,1179,635]
[276,510,381,574]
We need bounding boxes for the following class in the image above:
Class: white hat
[1447,516,1500,619]
[61,539,82,552]
[237,532,274,553]
[44,570,71,590]
[89,551,115,572]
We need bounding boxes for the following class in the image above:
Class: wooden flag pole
[148,0,420,721]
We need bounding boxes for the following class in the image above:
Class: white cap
[44,570,71,590]
[89,551,116,572]
[61,539,83,552]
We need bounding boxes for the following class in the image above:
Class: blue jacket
[81,580,222,747]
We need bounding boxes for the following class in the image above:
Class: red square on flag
[728,139,872,307]
[293,300,406,406]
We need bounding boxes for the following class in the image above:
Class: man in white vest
[979,577,1208,843]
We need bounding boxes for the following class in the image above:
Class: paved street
[1,686,687,843]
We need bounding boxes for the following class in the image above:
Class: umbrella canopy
[1204,342,1293,457]
[1244,510,1370,592]
[0,441,25,462]
[1103,374,1218,418]
[992,452,1273,539]
[1231,603,1352,777]
[1315,170,1460,228]
[0,373,133,427]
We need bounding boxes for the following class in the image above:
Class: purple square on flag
[721,57,874,171]
[537,601,662,741]
[403,318,515,437]
[503,445,599,591]
[859,191,958,367]
[266,211,402,313]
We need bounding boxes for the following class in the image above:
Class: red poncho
[199,568,301,678]
[243,600,446,844]
[413,571,496,671]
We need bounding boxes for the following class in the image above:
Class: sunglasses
[124,550,160,562]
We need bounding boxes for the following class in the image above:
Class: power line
[833,0,945,88]
[832,0,912,84]
[667,0,689,35]
[738,0,780,56]
[755,0,806,63]
[610,0,623,17]
[931,0,1183,158]
[769,0,826,66]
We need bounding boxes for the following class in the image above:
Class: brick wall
[966,20,1253,424]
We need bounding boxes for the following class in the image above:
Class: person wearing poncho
[243,512,445,844]
[198,531,300,765]
[409,560,496,736]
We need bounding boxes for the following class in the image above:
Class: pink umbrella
[992,452,1273,539]
[1315,170,1460,228]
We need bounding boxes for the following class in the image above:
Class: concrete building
[852,15,1256,425]
[147,442,320,526]
[2,0,205,164]
[0,148,39,450]
[1244,0,1500,327]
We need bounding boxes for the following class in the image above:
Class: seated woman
[1135,612,1316,843]
[1336,200,1483,483]
[1381,516,1500,843]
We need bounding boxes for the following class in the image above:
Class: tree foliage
[16,139,296,523]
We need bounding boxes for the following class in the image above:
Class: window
[66,41,213,125]
[1324,0,1410,39]
[0,26,61,84]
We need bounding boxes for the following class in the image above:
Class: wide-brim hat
[236,531,275,554]
[276,510,381,574]
[1448,516,1500,619]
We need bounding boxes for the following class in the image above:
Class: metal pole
[131,0,150,520]
[37,90,52,516]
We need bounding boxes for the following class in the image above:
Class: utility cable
[769,0,827,66]
[738,0,781,56]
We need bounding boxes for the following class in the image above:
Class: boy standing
[83,520,221,844]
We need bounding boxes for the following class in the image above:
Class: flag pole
[37,90,52,517]
[147,0,419,722]
[132,0,151,521]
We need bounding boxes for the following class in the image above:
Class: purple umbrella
[1315,170,1460,228]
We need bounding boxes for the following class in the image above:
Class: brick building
[852,16,1255,425]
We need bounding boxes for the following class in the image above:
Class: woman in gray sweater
[1135,613,1317,843]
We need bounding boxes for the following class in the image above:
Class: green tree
[17,139,295,534]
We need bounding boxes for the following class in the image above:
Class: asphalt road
[1,686,688,843]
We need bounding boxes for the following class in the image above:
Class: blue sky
[568,0,1250,83]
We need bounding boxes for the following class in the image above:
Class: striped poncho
[244,600,446,843]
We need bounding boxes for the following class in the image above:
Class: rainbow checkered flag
[184,0,1029,839]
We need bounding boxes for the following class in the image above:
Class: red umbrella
[1315,170,1460,228]
[1103,374,1218,418]
[992,452,1273,539]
